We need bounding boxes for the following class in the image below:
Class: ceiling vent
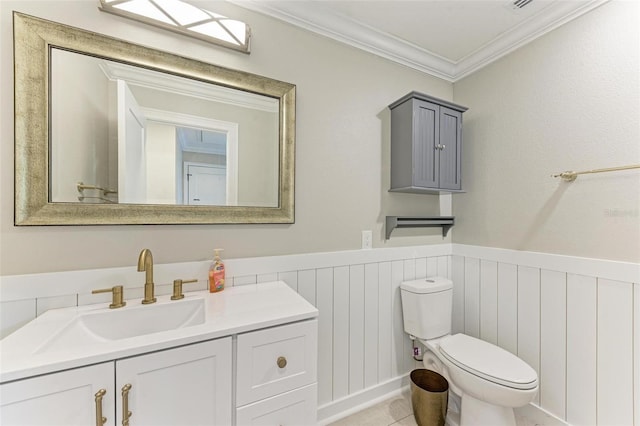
[506,0,534,11]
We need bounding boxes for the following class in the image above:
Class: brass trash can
[410,369,449,426]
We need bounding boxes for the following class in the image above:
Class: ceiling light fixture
[98,0,251,53]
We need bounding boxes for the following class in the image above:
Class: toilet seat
[438,334,538,390]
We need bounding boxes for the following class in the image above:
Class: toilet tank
[400,277,453,340]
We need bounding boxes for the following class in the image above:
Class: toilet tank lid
[400,277,453,294]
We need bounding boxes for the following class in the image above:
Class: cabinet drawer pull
[277,356,287,369]
[94,389,107,426]
[121,383,133,426]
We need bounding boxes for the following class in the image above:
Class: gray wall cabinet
[389,92,468,193]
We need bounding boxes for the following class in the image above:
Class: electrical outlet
[361,230,373,250]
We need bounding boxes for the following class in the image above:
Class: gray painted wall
[0,1,451,275]
[452,0,639,262]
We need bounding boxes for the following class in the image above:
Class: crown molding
[453,0,610,80]
[230,0,457,81]
[231,0,610,82]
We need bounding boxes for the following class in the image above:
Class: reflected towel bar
[552,164,640,182]
[77,182,118,195]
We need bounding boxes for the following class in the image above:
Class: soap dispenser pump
[209,249,225,293]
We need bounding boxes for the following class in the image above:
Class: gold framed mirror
[13,12,295,225]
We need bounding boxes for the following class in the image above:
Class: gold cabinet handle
[121,383,132,426]
[94,389,107,426]
[92,285,126,309]
[277,356,287,369]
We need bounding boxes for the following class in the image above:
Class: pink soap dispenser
[208,249,225,293]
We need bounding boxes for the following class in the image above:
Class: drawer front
[236,319,317,406]
[236,383,317,426]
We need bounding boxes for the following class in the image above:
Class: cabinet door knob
[277,356,287,369]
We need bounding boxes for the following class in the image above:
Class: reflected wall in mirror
[50,50,279,207]
[14,12,295,225]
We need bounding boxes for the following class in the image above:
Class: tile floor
[329,390,417,426]
[328,391,549,426]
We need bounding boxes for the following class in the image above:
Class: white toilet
[400,277,538,426]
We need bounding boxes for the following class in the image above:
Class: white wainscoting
[1,244,638,425]
[0,245,451,422]
[451,244,639,426]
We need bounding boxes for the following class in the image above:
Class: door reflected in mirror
[50,48,279,207]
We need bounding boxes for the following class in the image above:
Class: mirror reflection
[14,12,294,225]
[50,48,279,207]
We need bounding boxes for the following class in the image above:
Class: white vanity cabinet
[0,338,232,426]
[0,282,319,426]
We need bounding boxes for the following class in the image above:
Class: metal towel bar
[552,164,640,182]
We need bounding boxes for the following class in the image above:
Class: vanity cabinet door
[115,337,232,426]
[116,337,232,426]
[0,362,115,426]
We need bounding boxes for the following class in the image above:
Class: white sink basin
[36,298,205,354]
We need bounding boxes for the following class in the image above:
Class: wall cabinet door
[389,91,467,193]
[437,106,463,190]
[412,100,440,189]
[0,363,115,426]
[116,337,232,426]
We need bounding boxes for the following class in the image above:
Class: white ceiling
[231,0,609,81]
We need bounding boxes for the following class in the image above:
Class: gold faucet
[137,248,156,304]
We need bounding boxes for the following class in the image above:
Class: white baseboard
[515,403,569,426]
[317,375,410,425]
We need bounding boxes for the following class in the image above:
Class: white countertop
[0,281,318,383]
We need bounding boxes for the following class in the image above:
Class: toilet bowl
[423,334,537,425]
[400,278,538,426]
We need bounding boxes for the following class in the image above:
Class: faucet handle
[171,279,198,300]
[92,285,126,309]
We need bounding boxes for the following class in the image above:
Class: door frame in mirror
[13,12,295,225]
